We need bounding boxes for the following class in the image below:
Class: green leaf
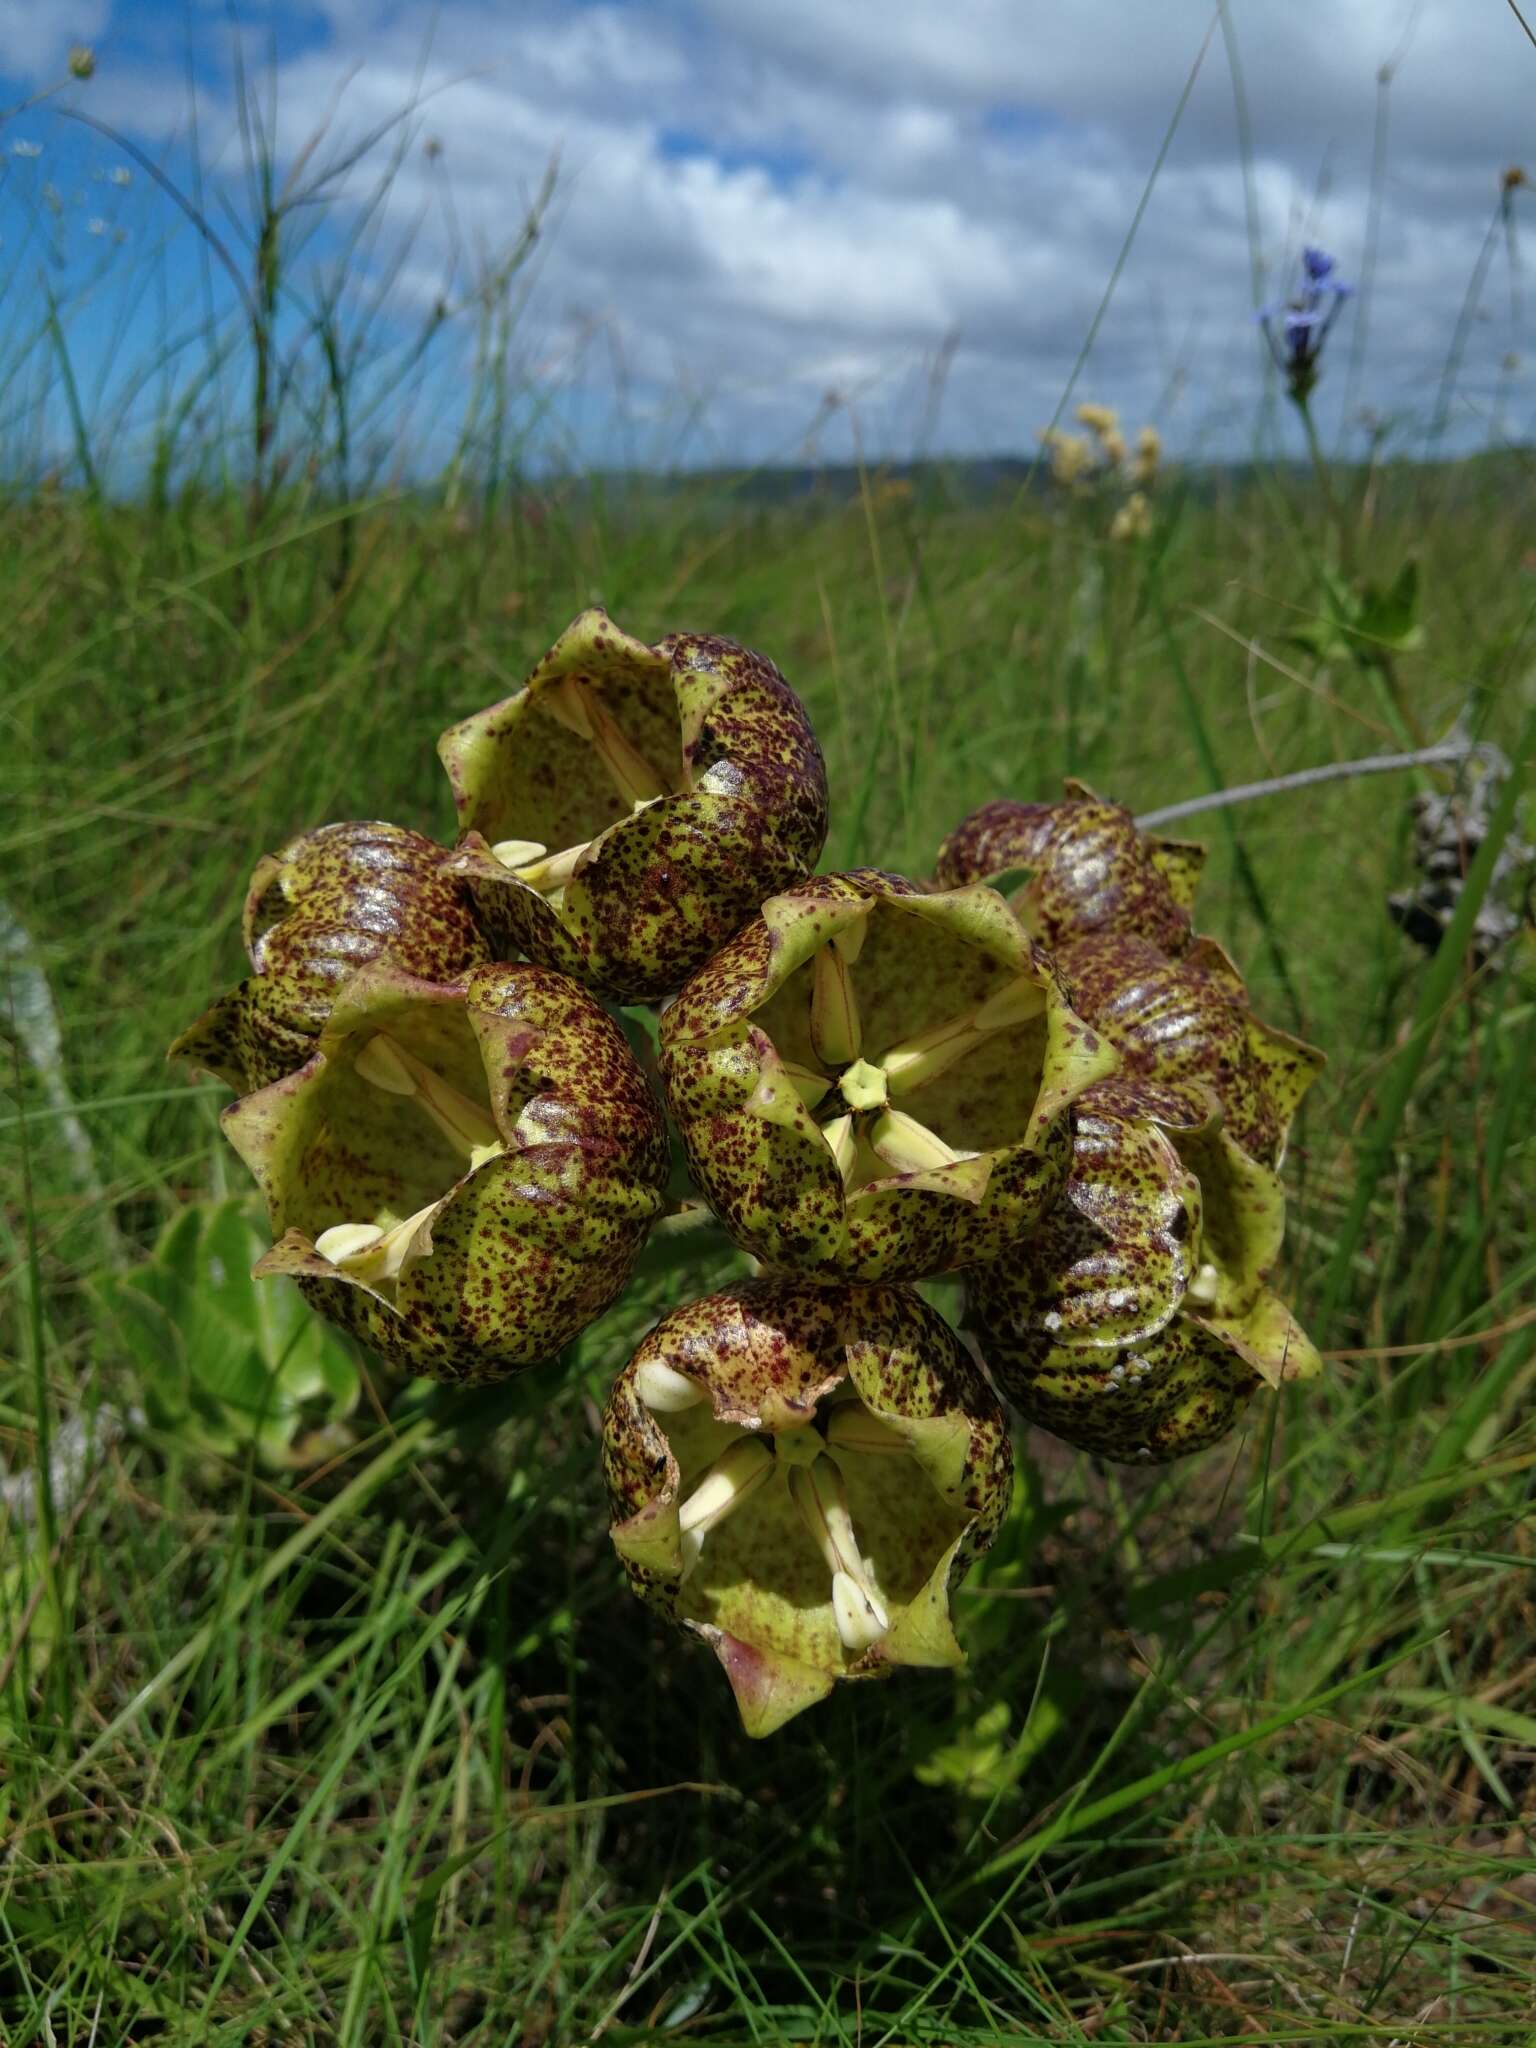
[1354,555,1424,655]
[1286,559,1424,671]
[96,1196,359,1465]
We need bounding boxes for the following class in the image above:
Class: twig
[1323,1302,1536,1361]
[1136,740,1501,829]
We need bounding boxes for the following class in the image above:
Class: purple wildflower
[1259,244,1354,403]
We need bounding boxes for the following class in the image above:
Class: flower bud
[660,870,1117,1281]
[935,782,1204,956]
[1057,931,1324,1167]
[171,821,487,1093]
[603,1279,1012,1735]
[221,961,668,1382]
[968,1079,1320,1463]
[438,609,828,1002]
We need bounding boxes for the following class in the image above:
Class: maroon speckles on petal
[602,1278,1012,1733]
[172,819,488,1093]
[436,609,829,1004]
[660,870,1112,1281]
[1059,932,1323,1166]
[935,784,1196,955]
[224,962,669,1384]
[967,1078,1320,1464]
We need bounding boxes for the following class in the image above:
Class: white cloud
[34,0,1536,463]
[0,0,109,75]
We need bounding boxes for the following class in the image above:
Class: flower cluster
[1040,402,1161,542]
[175,609,1323,1734]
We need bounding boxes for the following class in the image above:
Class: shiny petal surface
[976,1308,1263,1463]
[968,1086,1198,1351]
[967,1079,1320,1463]
[1060,932,1325,1166]
[172,819,486,1093]
[935,782,1195,953]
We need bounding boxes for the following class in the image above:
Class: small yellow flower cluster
[1130,423,1160,486]
[1039,428,1092,486]
[1039,404,1162,540]
[1109,491,1153,542]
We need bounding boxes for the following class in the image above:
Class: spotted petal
[603,1280,1011,1736]
[171,820,486,1093]
[225,960,668,1382]
[1061,932,1324,1166]
[439,610,829,1002]
[660,871,1117,1281]
[935,782,1195,954]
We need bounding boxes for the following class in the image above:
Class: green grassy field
[2,430,1535,2047]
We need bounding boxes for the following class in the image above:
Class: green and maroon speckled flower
[221,960,668,1383]
[935,782,1204,955]
[438,608,829,1003]
[171,820,487,1092]
[659,870,1118,1281]
[1057,932,1325,1166]
[967,1078,1321,1463]
[602,1279,1012,1736]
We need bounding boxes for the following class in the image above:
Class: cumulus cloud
[22,0,1536,464]
[0,1,109,76]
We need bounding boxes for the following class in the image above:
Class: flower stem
[1293,393,1348,574]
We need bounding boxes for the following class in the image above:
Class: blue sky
[2,0,1534,481]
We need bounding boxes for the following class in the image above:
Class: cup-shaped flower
[659,870,1118,1281]
[1058,931,1324,1167]
[602,1279,1012,1736]
[171,821,488,1093]
[438,608,829,1003]
[967,1078,1321,1462]
[935,781,1204,956]
[221,960,669,1382]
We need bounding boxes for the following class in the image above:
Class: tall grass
[2,31,1534,2048]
